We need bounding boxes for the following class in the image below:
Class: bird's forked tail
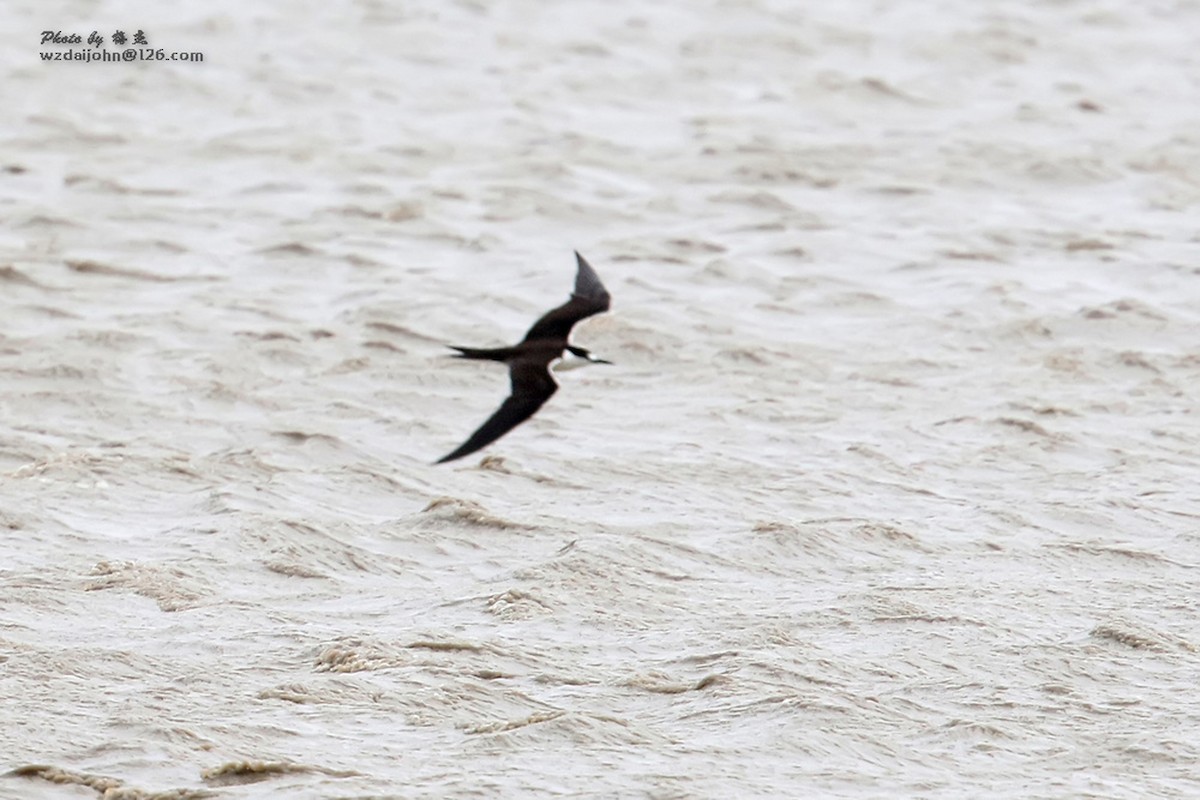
[447,345,516,362]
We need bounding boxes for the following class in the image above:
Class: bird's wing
[435,360,559,463]
[521,252,611,343]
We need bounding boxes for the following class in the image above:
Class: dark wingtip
[571,251,609,307]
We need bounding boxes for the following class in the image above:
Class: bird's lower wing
[435,389,556,464]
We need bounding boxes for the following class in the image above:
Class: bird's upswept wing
[435,360,559,463]
[521,251,611,344]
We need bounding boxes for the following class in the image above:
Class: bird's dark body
[435,252,612,464]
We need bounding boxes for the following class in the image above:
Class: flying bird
[435,251,613,464]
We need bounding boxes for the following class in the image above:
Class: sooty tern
[435,251,613,464]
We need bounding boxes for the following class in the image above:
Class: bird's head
[556,345,613,371]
